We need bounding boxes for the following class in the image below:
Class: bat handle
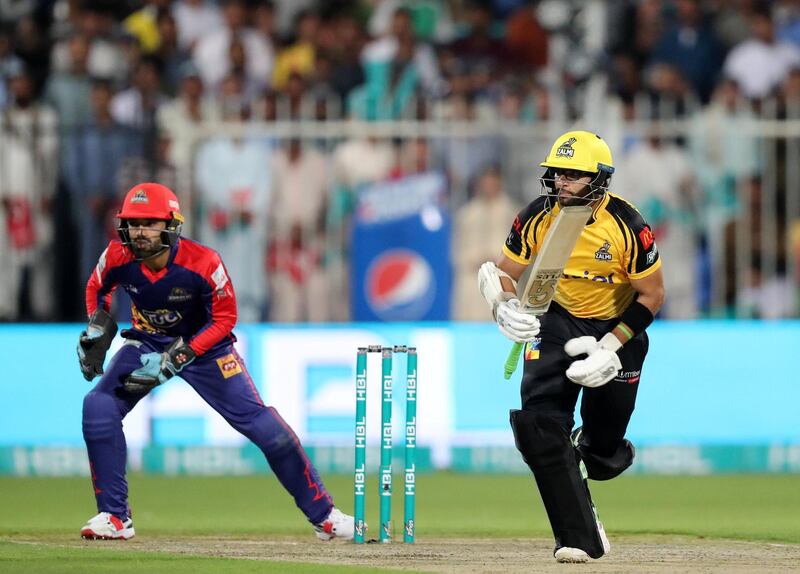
[504,342,523,380]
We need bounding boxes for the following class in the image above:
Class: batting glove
[495,298,541,343]
[564,333,622,388]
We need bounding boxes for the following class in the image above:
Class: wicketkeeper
[479,131,665,563]
[77,182,354,540]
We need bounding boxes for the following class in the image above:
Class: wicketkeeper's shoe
[80,512,135,540]
[314,507,355,541]
[553,520,610,563]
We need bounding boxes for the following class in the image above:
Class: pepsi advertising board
[351,172,451,321]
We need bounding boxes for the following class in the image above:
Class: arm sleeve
[188,257,238,356]
[501,197,547,265]
[85,242,127,317]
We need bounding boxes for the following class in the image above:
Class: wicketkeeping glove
[123,337,196,394]
[564,334,622,388]
[77,309,118,381]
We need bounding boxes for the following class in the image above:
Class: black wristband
[618,300,654,338]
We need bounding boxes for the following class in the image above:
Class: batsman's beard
[558,188,597,208]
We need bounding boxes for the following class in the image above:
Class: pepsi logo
[365,250,436,320]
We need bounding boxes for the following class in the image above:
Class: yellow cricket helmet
[540,130,615,175]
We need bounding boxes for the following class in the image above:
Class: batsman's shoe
[80,512,135,540]
[314,507,355,541]
[554,547,591,563]
[554,521,610,563]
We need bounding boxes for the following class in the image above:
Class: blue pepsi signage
[365,248,437,320]
[351,173,451,321]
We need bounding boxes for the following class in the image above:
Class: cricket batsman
[76,183,354,541]
[478,131,665,562]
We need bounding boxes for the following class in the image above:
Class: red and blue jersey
[85,238,237,357]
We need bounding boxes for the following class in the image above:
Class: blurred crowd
[1,0,799,323]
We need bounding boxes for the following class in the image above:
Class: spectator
[116,131,179,202]
[361,7,442,98]
[154,11,192,96]
[367,0,456,44]
[775,0,800,48]
[157,61,220,169]
[644,62,697,116]
[0,27,13,107]
[609,0,666,69]
[0,62,58,320]
[615,134,700,319]
[12,15,49,92]
[272,8,319,91]
[50,6,129,84]
[688,77,760,311]
[432,92,504,205]
[268,139,330,322]
[724,178,795,318]
[227,34,267,104]
[389,138,432,178]
[172,0,224,52]
[723,6,800,100]
[110,56,165,129]
[710,0,753,50]
[321,12,365,101]
[327,134,395,321]
[63,79,144,283]
[649,0,724,103]
[452,166,518,320]
[494,81,556,203]
[504,1,549,72]
[449,1,507,97]
[349,29,420,120]
[193,102,272,322]
[192,0,273,92]
[123,0,172,54]
[252,0,278,43]
[44,34,93,134]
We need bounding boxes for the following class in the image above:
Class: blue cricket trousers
[82,339,333,523]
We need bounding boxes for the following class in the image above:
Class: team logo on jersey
[594,241,613,261]
[555,137,577,158]
[646,244,658,265]
[216,354,242,379]
[130,189,149,204]
[168,287,193,302]
[524,338,541,361]
[639,226,655,250]
[139,308,183,328]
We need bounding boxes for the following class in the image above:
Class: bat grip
[504,342,523,380]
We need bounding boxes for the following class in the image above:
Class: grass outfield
[1,473,798,572]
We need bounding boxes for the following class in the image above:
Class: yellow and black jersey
[502,193,661,320]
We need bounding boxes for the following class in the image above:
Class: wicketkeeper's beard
[130,236,166,260]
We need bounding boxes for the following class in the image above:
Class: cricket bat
[503,205,592,379]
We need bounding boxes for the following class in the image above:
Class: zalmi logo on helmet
[555,137,577,158]
[131,189,149,203]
